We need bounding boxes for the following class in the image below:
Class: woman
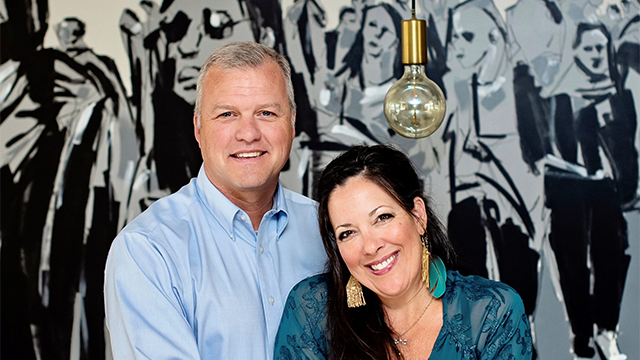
[274,145,533,359]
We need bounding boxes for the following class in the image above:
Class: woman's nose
[362,231,384,255]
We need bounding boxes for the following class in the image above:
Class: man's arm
[104,232,201,359]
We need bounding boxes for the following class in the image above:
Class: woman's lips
[368,251,399,274]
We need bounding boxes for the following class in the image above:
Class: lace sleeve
[479,285,533,360]
[274,274,329,360]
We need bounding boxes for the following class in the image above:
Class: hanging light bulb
[384,6,446,139]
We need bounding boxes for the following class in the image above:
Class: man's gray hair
[194,41,296,127]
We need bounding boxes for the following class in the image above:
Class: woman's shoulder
[283,274,330,318]
[445,270,524,307]
[436,271,532,355]
[289,273,329,299]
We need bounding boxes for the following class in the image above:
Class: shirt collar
[195,166,290,240]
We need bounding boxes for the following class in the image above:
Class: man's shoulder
[121,180,202,237]
[281,187,317,208]
[281,187,319,222]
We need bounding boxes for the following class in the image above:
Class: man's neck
[218,183,278,232]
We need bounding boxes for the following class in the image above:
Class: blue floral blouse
[274,271,533,359]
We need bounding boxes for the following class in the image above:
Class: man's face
[452,7,494,69]
[162,0,255,103]
[194,61,295,200]
[575,28,608,76]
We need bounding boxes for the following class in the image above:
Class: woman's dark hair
[335,3,404,90]
[315,144,457,359]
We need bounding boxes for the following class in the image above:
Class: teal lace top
[274,271,533,359]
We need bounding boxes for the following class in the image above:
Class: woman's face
[362,6,398,60]
[328,176,427,303]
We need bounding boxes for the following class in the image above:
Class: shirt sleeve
[104,232,201,360]
[479,286,534,360]
[273,275,329,360]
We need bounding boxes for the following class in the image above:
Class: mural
[1,0,638,359]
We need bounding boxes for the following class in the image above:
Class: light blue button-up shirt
[104,167,328,359]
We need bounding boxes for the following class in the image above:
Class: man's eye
[261,110,274,116]
[219,112,232,117]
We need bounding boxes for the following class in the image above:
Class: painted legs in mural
[514,51,637,358]
[546,173,631,358]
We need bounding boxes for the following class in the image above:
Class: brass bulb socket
[401,17,427,64]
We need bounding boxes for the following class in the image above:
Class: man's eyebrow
[258,102,284,111]
[210,104,238,112]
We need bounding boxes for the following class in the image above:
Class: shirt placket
[255,210,282,344]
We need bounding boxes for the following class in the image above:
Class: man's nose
[178,22,202,58]
[235,116,262,142]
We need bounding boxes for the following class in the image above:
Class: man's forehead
[207,61,283,78]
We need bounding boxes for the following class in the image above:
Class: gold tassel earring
[421,233,430,289]
[346,275,366,308]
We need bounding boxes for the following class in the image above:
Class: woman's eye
[338,230,353,241]
[377,213,393,222]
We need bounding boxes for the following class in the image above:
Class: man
[119,0,282,222]
[104,41,328,359]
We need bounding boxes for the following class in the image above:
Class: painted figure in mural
[1,2,137,359]
[273,144,534,360]
[440,1,541,347]
[104,41,328,359]
[513,20,636,360]
[119,0,283,222]
[304,3,439,187]
[1,3,56,358]
[506,0,567,91]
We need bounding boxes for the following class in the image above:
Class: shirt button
[240,214,247,222]
[259,246,264,254]
[229,233,234,239]
[269,297,275,304]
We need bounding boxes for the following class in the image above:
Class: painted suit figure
[513,21,635,359]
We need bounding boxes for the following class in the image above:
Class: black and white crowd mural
[1,0,638,358]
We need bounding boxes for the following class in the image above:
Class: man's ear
[193,114,201,145]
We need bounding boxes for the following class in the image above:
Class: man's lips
[231,151,266,159]
[367,251,399,272]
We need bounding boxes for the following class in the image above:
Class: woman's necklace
[392,295,435,346]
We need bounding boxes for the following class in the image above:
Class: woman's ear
[412,197,428,232]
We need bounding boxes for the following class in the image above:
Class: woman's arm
[274,274,330,360]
